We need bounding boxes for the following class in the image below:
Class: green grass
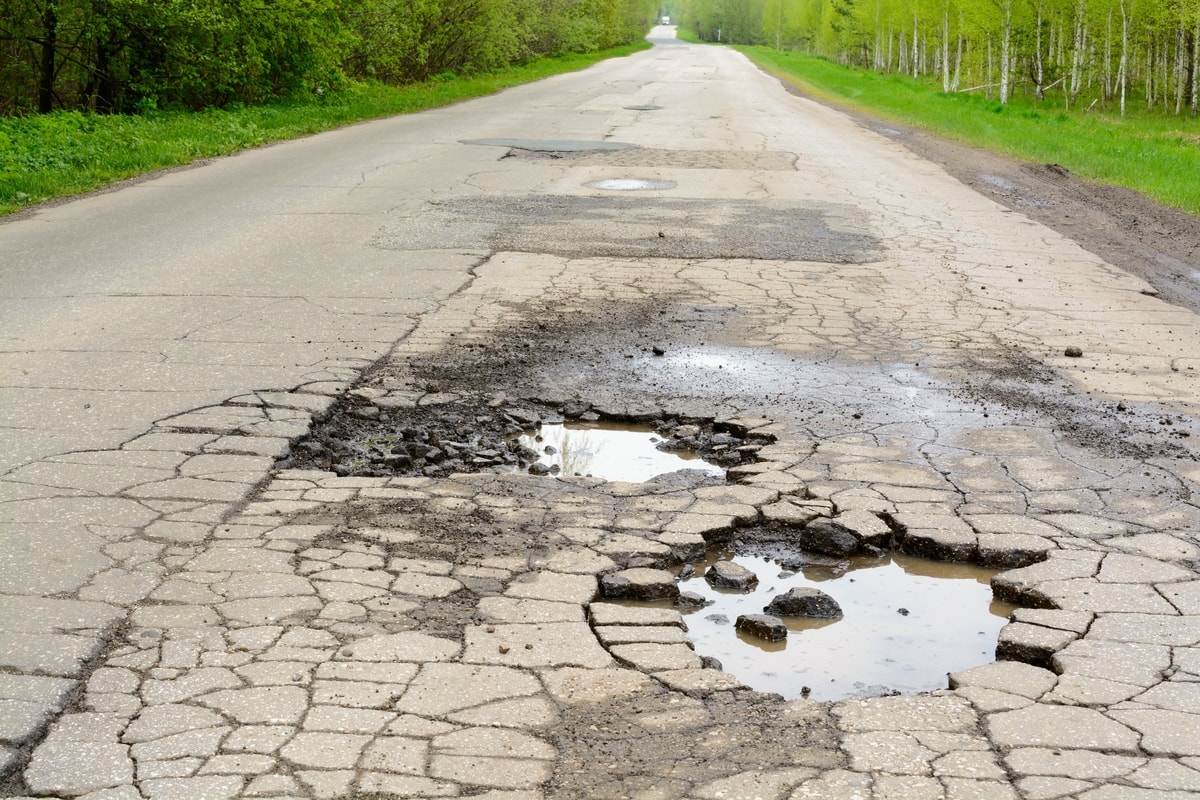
[739,46,1200,215]
[0,43,649,216]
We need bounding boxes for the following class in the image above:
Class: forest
[678,0,1199,114]
[0,0,659,114]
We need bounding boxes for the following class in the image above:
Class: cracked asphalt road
[2,27,1199,800]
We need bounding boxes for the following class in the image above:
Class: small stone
[676,591,710,608]
[735,614,787,641]
[764,587,843,619]
[705,561,758,590]
[802,518,860,556]
[1064,346,1084,357]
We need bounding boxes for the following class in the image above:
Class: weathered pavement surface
[3,28,1200,799]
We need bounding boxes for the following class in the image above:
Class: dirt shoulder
[781,81,1200,314]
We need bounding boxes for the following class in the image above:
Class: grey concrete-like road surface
[3,27,1199,799]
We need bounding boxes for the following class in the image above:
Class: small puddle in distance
[676,550,1016,701]
[585,178,677,191]
[517,422,724,482]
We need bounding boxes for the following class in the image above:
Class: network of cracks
[287,398,1041,702]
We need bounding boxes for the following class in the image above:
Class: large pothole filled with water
[281,395,764,480]
[673,547,1016,701]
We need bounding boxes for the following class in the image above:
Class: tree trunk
[1069,0,1087,108]
[1192,10,1199,115]
[92,40,118,113]
[942,5,951,92]
[913,15,920,77]
[1050,19,1058,75]
[988,36,995,99]
[1035,3,1045,99]
[1104,9,1113,100]
[1176,26,1187,113]
[1000,0,1012,103]
[953,29,963,90]
[38,2,58,113]
[1145,42,1152,107]
[1118,0,1128,116]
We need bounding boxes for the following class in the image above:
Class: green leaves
[686,0,1199,115]
[0,41,649,215]
[1,0,654,114]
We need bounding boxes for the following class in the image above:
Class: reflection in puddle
[585,178,677,191]
[678,551,1016,701]
[518,422,724,482]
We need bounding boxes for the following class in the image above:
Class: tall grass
[0,44,648,216]
[741,46,1200,215]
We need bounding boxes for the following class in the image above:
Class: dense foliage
[0,46,648,214]
[681,0,1199,114]
[0,0,658,114]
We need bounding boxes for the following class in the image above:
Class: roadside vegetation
[0,46,647,216]
[661,0,1196,213]
[0,0,657,215]
[675,0,1199,118]
[2,0,658,114]
[3,0,1193,217]
[669,0,1198,212]
[743,47,1200,213]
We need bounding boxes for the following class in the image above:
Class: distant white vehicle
[661,15,670,24]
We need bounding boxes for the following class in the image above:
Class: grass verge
[0,43,649,217]
[739,46,1200,215]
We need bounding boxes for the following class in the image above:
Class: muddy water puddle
[676,551,1016,701]
[518,422,724,481]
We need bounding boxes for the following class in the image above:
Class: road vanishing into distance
[2,26,1199,800]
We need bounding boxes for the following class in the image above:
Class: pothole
[675,547,1016,701]
[584,178,677,191]
[517,421,725,481]
[282,396,765,479]
[287,377,1019,702]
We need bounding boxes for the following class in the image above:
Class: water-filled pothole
[517,422,725,481]
[584,178,677,191]
[676,549,1016,701]
[283,395,763,480]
